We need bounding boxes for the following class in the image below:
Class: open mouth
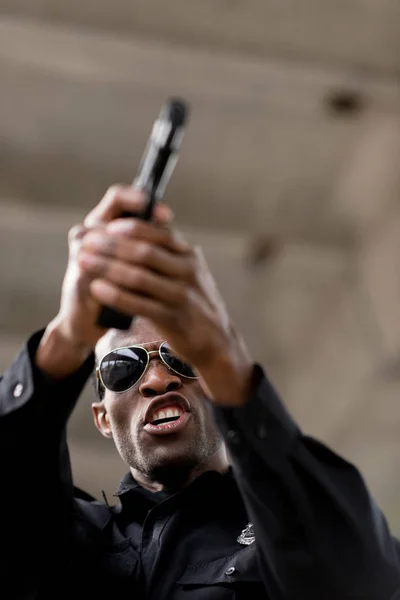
[152,416,180,426]
[144,404,190,436]
[150,406,184,426]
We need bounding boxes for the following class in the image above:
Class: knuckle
[135,242,154,263]
[106,184,124,203]
[100,235,116,256]
[68,223,85,244]
[111,219,137,237]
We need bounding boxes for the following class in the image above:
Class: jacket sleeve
[213,365,400,600]
[0,330,94,589]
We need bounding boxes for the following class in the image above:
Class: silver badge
[237,522,255,546]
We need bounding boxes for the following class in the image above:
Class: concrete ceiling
[1,0,400,74]
[1,4,400,531]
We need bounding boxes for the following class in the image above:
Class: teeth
[151,406,183,423]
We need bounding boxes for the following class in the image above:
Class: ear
[92,401,113,439]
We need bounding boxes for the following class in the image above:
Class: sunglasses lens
[99,347,148,392]
[160,343,197,379]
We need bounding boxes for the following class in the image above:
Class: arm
[0,327,94,587]
[64,183,400,598]
[0,187,171,593]
[212,365,400,600]
[0,187,169,532]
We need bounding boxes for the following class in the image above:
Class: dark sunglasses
[96,341,199,393]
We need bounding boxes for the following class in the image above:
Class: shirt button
[226,430,241,444]
[13,383,24,398]
[225,566,236,576]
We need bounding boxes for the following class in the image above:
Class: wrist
[35,316,94,379]
[197,331,255,407]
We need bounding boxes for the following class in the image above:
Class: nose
[139,360,182,398]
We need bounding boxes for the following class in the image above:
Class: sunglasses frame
[96,341,199,394]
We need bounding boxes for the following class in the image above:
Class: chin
[144,452,199,490]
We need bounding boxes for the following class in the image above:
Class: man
[1,185,399,599]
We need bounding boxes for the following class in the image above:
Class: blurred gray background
[0,2,400,531]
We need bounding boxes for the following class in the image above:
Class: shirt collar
[114,467,234,498]
[114,471,142,497]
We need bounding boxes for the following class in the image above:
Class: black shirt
[114,471,174,554]
[1,330,400,599]
[108,469,254,598]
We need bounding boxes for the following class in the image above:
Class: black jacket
[1,330,399,599]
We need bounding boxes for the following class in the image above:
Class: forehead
[96,318,162,358]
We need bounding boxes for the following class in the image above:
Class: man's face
[93,318,223,484]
